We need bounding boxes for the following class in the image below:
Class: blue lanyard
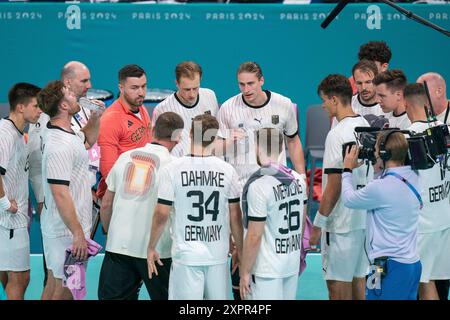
[383,172,423,210]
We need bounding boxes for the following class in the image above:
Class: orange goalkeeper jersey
[96,99,152,198]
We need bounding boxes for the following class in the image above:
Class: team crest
[271,115,279,125]
[204,110,211,115]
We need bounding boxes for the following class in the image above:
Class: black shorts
[98,251,171,300]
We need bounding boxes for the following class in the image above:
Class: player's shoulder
[212,156,235,172]
[163,155,185,170]
[269,91,293,106]
[220,93,242,109]
[0,121,15,140]
[154,93,176,110]
[199,87,217,97]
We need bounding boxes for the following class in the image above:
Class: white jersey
[151,88,219,157]
[28,107,99,202]
[157,155,240,266]
[105,143,174,259]
[351,94,386,118]
[387,111,411,130]
[0,118,29,229]
[41,122,92,238]
[331,95,388,128]
[217,91,298,189]
[246,169,307,278]
[323,115,372,233]
[408,121,450,233]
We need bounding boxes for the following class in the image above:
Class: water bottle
[78,97,101,111]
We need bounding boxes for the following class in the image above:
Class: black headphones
[378,129,401,162]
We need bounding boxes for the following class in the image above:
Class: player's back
[159,155,240,266]
[246,168,307,278]
[106,143,174,259]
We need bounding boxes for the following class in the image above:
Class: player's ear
[118,82,124,96]
[260,76,265,87]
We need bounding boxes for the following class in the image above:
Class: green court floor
[24,253,328,300]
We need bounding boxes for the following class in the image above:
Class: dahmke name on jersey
[181,170,224,187]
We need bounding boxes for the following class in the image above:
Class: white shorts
[418,228,450,283]
[169,261,230,300]
[0,226,30,272]
[247,274,298,300]
[42,235,73,279]
[321,229,369,282]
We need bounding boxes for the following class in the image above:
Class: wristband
[0,196,11,211]
[313,211,328,228]
[300,173,306,182]
[343,168,353,173]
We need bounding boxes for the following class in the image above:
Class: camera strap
[383,172,423,210]
[444,101,449,124]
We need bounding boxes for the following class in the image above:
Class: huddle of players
[0,60,308,301]
[1,41,448,300]
[313,41,450,300]
[105,61,308,301]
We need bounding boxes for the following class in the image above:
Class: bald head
[61,61,92,100]
[417,72,447,115]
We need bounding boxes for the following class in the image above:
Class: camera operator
[341,131,422,300]
[404,83,450,300]
[310,74,371,300]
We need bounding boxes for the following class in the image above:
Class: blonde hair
[376,131,408,163]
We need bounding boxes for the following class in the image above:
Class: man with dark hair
[373,69,411,129]
[29,61,105,208]
[98,112,184,300]
[310,74,371,300]
[332,59,385,128]
[152,61,219,157]
[0,83,41,300]
[349,41,392,94]
[37,80,102,300]
[148,114,244,300]
[352,60,381,110]
[97,64,151,199]
[28,61,104,299]
[358,41,392,72]
[404,83,450,300]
